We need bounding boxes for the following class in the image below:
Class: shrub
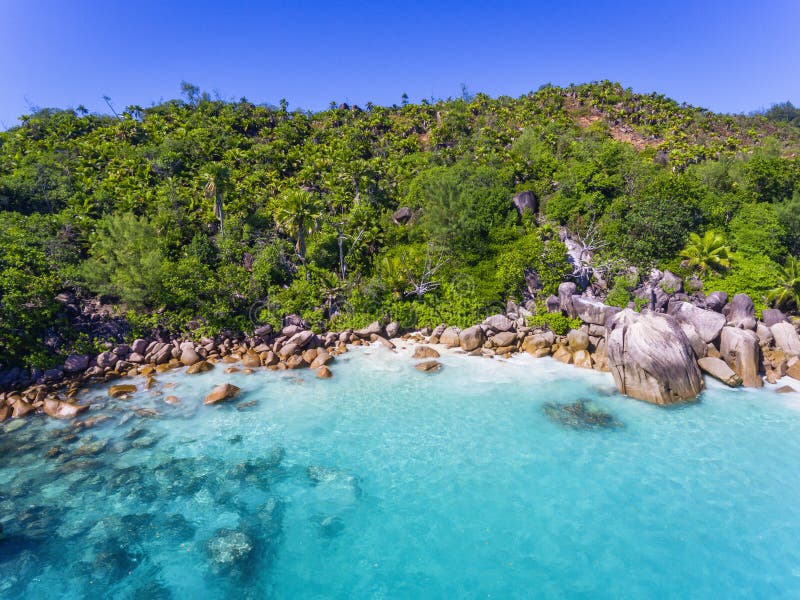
[527,308,582,335]
[81,213,165,308]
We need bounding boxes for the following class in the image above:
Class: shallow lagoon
[2,346,800,599]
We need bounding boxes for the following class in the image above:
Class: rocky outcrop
[606,309,703,405]
[720,327,762,387]
[697,357,743,387]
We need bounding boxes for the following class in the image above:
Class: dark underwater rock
[205,528,254,575]
[315,515,345,539]
[542,399,624,431]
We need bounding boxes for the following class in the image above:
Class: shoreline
[3,289,800,427]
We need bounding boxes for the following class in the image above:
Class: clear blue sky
[1,0,798,128]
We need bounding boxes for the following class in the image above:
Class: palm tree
[679,231,732,275]
[204,166,229,236]
[272,189,323,266]
[768,256,800,310]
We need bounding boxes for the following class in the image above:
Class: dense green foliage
[1,81,799,368]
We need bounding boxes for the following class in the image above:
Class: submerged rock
[43,399,90,419]
[109,384,136,398]
[315,515,345,539]
[205,528,254,573]
[204,383,241,405]
[415,360,443,373]
[542,399,624,430]
[186,360,213,374]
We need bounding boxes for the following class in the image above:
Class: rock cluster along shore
[0,321,399,422]
[407,278,800,406]
[2,272,800,422]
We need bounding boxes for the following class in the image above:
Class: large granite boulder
[63,354,90,373]
[43,399,90,419]
[668,301,726,344]
[413,345,440,359]
[678,322,707,359]
[770,322,800,356]
[482,314,515,333]
[180,347,201,366]
[606,309,703,405]
[558,282,577,317]
[697,357,742,387]
[571,296,620,326]
[385,321,400,339]
[96,351,119,369]
[392,207,412,225]
[415,360,443,373]
[705,291,728,313]
[761,309,787,328]
[491,331,517,348]
[460,325,486,352]
[545,295,561,313]
[439,327,461,348]
[660,270,684,294]
[720,327,762,387]
[566,329,589,351]
[726,294,757,330]
[131,339,149,355]
[512,190,538,216]
[355,321,383,339]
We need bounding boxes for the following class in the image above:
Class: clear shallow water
[2,346,800,599]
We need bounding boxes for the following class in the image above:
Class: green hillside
[2,80,799,368]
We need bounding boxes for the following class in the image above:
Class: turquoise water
[2,344,800,599]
